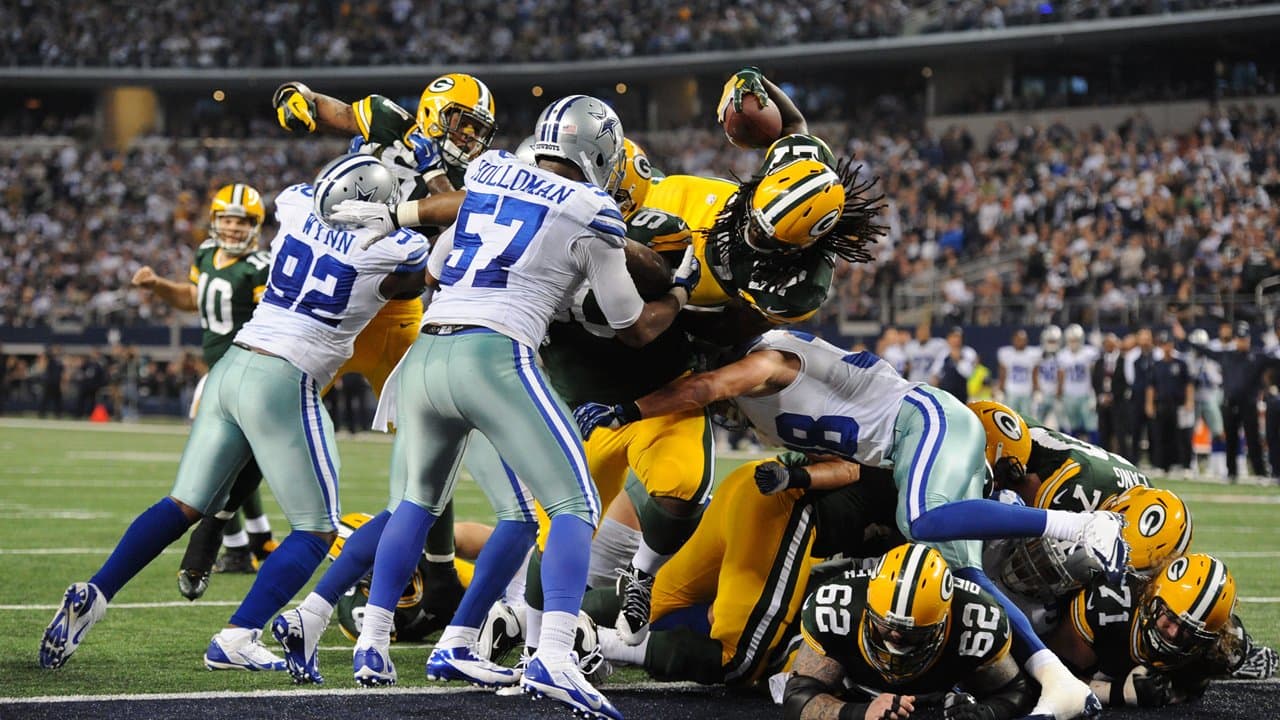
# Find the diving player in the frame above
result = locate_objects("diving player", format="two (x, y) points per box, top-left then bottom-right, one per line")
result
(786, 544), (1035, 720)
(575, 329), (1128, 720)
(131, 184), (277, 599)
(39, 154), (430, 674)
(337, 95), (699, 720)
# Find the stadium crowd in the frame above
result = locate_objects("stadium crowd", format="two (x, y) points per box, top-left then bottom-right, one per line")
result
(2, 0), (1274, 67)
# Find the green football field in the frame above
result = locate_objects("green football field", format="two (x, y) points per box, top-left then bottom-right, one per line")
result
(1, 417), (1277, 699)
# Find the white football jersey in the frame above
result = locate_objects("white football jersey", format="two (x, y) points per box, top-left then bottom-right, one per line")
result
(733, 330), (919, 467)
(235, 183), (430, 387)
(882, 343), (908, 377)
(1035, 350), (1060, 392)
(1187, 352), (1223, 401)
(1056, 345), (1098, 397)
(904, 337), (948, 383)
(997, 345), (1042, 396)
(425, 150), (639, 349)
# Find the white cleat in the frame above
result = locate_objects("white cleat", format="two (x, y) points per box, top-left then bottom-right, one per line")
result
(40, 582), (107, 669)
(203, 628), (287, 671)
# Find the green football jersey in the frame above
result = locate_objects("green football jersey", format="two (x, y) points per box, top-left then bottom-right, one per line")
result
(1027, 425), (1149, 512)
(540, 210), (695, 407)
(351, 94), (460, 199)
(1066, 574), (1146, 678)
(801, 571), (1012, 695)
(704, 133), (838, 323)
(188, 240), (270, 366)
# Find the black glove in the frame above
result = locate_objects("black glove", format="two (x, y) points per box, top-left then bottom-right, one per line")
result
(944, 692), (996, 720)
(1115, 666), (1175, 707)
(754, 459), (811, 495)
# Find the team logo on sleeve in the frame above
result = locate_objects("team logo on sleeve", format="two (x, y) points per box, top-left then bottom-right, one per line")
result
(1166, 556), (1189, 581)
(1138, 504), (1168, 538)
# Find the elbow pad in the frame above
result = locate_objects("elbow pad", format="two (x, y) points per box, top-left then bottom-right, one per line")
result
(783, 674), (829, 720)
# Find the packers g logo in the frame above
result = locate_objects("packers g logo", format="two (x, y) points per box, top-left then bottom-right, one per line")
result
(993, 410), (1023, 441)
(808, 208), (840, 238)
(940, 568), (955, 601)
(633, 154), (652, 180)
(1138, 504), (1167, 538)
(428, 77), (456, 93)
(1167, 557), (1189, 581)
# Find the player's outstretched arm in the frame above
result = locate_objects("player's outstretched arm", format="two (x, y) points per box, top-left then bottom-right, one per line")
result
(132, 266), (197, 311)
(272, 82), (362, 136)
(761, 75), (808, 137)
(330, 191), (466, 247)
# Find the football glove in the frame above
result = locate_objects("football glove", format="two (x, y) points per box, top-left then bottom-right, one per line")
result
(328, 199), (399, 247)
(1234, 643), (1279, 680)
(1117, 666), (1175, 707)
(943, 692), (996, 720)
(753, 459), (811, 495)
(729, 66), (769, 113)
(272, 82), (317, 133)
(573, 401), (640, 440)
(671, 245), (701, 295)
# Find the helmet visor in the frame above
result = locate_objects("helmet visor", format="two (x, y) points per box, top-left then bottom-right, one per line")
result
(1141, 597), (1218, 664)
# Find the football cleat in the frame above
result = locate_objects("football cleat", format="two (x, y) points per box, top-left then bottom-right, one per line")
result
(426, 644), (522, 687)
(203, 628), (287, 671)
(272, 607), (329, 684)
(39, 582), (107, 669)
(177, 569), (210, 602)
(478, 599), (525, 665)
(615, 563), (655, 645)
(520, 656), (622, 720)
(353, 641), (397, 687)
(1075, 511), (1129, 583)
(213, 546), (257, 574)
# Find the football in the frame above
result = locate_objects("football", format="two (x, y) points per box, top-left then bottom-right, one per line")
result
(722, 93), (783, 149)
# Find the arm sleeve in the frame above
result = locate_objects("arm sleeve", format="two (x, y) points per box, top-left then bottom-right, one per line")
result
(571, 235), (644, 329)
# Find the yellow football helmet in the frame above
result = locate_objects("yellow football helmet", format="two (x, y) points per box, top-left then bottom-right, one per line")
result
(1103, 486), (1193, 575)
(1138, 554), (1236, 667)
(613, 138), (653, 220)
(746, 159), (845, 253)
(969, 400), (1032, 490)
(861, 543), (954, 682)
(417, 73), (497, 169)
(208, 183), (264, 256)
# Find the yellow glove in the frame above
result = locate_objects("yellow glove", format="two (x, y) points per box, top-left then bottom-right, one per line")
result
(272, 82), (316, 133)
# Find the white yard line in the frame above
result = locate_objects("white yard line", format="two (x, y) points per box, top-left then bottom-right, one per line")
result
(0, 548), (179, 555)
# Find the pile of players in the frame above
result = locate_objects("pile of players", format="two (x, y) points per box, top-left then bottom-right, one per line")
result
(35, 65), (1276, 720)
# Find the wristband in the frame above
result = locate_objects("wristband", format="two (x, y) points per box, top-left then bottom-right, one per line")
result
(838, 702), (869, 720)
(618, 401), (643, 424)
(394, 202), (419, 229)
(790, 465), (812, 490)
(667, 285), (690, 308)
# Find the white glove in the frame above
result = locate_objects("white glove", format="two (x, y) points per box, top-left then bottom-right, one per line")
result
(329, 199), (398, 248)
(671, 245), (701, 294)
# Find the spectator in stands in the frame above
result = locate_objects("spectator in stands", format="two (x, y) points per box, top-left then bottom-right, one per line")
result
(37, 345), (64, 418)
(931, 326), (979, 402)
(1093, 332), (1128, 454)
(1147, 331), (1193, 475)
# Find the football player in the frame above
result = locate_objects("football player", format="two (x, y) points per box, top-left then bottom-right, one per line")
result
(1057, 325), (1100, 440)
(786, 543), (1034, 720)
(1034, 325), (1063, 427)
(40, 155), (430, 674)
(266, 74), (503, 680)
(1047, 553), (1246, 708)
(997, 329), (1041, 420)
(338, 96), (699, 720)
(905, 322), (949, 385)
(536, 138), (711, 647)
(575, 329), (1130, 720)
(590, 456), (904, 687)
(132, 183), (277, 599)
(640, 67), (885, 348)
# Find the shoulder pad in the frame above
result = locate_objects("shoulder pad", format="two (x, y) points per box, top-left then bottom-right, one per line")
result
(758, 134), (837, 177)
(587, 202), (627, 249)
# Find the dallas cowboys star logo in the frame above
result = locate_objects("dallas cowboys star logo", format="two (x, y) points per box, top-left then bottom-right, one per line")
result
(354, 181), (377, 202)
(589, 107), (619, 143)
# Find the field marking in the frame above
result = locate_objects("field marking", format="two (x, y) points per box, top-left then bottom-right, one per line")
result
(64, 450), (183, 463)
(0, 548), (179, 555)
(0, 680), (705, 704)
(0, 417), (394, 443)
(1182, 493), (1280, 505)
(0, 478), (168, 488)
(0, 509), (117, 520)
(0, 601), (241, 610)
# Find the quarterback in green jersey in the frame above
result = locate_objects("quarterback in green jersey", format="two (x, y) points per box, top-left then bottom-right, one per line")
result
(132, 183), (275, 599)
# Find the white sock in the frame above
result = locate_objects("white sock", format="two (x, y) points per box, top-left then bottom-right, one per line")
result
(597, 627), (648, 666)
(524, 607), (543, 652)
(357, 605), (395, 646)
(504, 549), (532, 605)
(299, 592), (335, 619)
(1041, 509), (1089, 541)
(244, 515), (271, 533)
(223, 530), (250, 548)
(437, 625), (480, 649)
(588, 518), (641, 588)
(631, 538), (670, 577)
(536, 611), (577, 664)
(1024, 648), (1059, 680)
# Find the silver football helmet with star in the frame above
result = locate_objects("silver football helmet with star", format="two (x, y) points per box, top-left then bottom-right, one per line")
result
(312, 154), (400, 228)
(529, 95), (626, 194)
